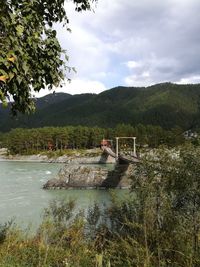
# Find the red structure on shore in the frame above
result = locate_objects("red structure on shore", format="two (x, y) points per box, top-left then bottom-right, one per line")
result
(100, 139), (111, 147)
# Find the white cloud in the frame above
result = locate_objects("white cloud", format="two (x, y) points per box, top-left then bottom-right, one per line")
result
(33, 79), (106, 98)
(46, 0), (200, 95)
(125, 75), (153, 87)
(55, 6), (111, 82)
(60, 79), (106, 95)
(124, 55), (180, 87)
(142, 71), (150, 78)
(126, 61), (143, 69)
(176, 76), (200, 84)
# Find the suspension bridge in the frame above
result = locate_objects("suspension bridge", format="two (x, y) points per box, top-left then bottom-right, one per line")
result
(101, 137), (140, 164)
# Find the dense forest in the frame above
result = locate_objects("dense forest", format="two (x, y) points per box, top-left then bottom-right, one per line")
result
(0, 124), (186, 154)
(1, 83), (200, 132)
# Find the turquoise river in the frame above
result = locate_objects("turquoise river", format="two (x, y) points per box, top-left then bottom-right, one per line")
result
(0, 161), (124, 229)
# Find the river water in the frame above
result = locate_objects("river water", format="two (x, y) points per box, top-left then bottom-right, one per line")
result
(0, 161), (122, 228)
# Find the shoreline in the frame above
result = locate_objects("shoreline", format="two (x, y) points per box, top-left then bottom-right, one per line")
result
(0, 154), (68, 163)
(0, 148), (116, 164)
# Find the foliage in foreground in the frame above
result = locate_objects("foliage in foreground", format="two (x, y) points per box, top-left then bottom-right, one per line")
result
(0, 0), (96, 113)
(0, 145), (200, 266)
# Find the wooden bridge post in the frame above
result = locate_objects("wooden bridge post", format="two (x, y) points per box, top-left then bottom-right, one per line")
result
(116, 137), (119, 160)
(133, 137), (136, 156)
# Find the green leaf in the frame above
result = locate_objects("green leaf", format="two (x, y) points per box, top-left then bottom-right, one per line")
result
(16, 25), (24, 36)
(22, 62), (29, 75)
(9, 72), (15, 80)
(17, 76), (23, 85)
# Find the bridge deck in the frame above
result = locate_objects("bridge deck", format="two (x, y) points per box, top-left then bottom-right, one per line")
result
(102, 146), (140, 164)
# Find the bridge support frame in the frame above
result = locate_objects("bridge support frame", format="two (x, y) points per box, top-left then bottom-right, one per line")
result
(116, 137), (137, 160)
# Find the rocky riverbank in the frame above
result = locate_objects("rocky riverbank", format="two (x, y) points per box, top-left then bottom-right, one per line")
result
(0, 148), (115, 164)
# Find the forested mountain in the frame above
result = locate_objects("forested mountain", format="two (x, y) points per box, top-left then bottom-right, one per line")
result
(1, 83), (200, 132)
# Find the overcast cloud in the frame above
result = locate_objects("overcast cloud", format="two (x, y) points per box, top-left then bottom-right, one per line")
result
(36, 0), (200, 96)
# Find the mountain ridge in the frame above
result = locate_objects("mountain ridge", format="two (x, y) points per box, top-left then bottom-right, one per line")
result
(1, 82), (200, 132)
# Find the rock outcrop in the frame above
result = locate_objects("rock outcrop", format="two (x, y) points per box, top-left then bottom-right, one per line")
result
(43, 163), (135, 189)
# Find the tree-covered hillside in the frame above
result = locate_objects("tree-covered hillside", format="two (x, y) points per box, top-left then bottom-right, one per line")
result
(1, 82), (200, 132)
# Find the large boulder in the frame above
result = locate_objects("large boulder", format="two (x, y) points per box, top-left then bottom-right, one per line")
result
(43, 164), (135, 189)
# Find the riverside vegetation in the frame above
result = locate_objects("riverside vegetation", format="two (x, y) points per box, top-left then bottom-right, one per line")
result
(0, 144), (200, 266)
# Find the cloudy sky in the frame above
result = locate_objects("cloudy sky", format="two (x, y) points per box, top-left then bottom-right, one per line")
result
(37, 0), (200, 96)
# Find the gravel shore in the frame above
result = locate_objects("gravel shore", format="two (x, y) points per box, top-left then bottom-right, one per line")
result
(0, 148), (115, 164)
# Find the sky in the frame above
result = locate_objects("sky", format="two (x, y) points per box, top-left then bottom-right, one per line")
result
(36, 0), (200, 97)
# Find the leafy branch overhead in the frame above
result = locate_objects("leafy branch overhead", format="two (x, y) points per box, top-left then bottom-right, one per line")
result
(0, 0), (96, 114)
